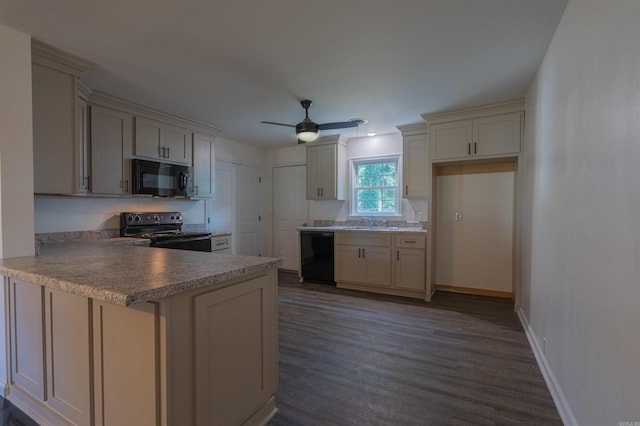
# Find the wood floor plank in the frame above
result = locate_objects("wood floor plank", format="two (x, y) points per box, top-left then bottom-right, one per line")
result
(269, 272), (561, 425)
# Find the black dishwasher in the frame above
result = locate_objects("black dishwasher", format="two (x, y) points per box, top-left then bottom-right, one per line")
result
(300, 231), (335, 284)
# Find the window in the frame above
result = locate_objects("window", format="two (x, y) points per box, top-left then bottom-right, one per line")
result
(351, 156), (401, 216)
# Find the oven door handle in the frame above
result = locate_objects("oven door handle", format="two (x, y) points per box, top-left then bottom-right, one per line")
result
(153, 235), (211, 245)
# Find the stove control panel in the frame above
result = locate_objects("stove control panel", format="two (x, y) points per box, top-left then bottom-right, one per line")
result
(121, 212), (183, 226)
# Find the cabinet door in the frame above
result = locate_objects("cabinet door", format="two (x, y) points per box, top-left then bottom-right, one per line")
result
(163, 124), (192, 165)
(134, 116), (162, 160)
(90, 106), (133, 194)
(473, 112), (522, 157)
(32, 62), (78, 194)
(315, 144), (337, 199)
(77, 95), (90, 193)
(193, 133), (216, 198)
(194, 273), (277, 425)
(335, 245), (362, 282)
(44, 288), (91, 425)
(93, 301), (158, 426)
(9, 279), (46, 400)
(430, 120), (472, 160)
(361, 246), (391, 286)
(394, 248), (426, 291)
(306, 145), (321, 199)
(403, 134), (429, 198)
(306, 144), (338, 199)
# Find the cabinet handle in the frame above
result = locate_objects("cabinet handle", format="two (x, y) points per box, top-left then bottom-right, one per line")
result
(166, 147), (170, 158)
(321, 188), (324, 197)
(405, 185), (408, 196)
(474, 142), (477, 154)
(468, 142), (471, 155)
(362, 248), (365, 258)
(404, 240), (416, 244)
(317, 188), (320, 197)
(195, 185), (199, 195)
(397, 250), (399, 261)
(358, 248), (361, 258)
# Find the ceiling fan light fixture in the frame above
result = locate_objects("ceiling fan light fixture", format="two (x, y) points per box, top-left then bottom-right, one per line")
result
(296, 118), (320, 142)
(296, 131), (319, 142)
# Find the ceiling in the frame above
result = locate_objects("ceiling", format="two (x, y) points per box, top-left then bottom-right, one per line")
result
(0, 0), (567, 149)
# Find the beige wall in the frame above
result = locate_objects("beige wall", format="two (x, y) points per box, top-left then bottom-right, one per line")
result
(521, 0), (640, 424)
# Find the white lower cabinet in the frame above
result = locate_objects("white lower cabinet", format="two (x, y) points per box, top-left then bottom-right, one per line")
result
(194, 273), (277, 425)
(393, 235), (426, 291)
(335, 232), (391, 288)
(8, 278), (91, 425)
(5, 270), (278, 426)
(335, 232), (427, 299)
(93, 301), (158, 426)
(9, 279), (46, 401)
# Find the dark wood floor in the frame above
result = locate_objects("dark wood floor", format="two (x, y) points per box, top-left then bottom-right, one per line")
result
(2, 271), (561, 425)
(269, 271), (562, 425)
(0, 397), (38, 426)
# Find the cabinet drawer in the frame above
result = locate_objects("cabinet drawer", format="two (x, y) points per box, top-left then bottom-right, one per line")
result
(335, 232), (390, 247)
(394, 235), (425, 248)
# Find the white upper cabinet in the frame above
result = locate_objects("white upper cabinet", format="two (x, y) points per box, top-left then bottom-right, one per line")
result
(192, 133), (216, 198)
(134, 117), (192, 165)
(398, 123), (429, 199)
(31, 41), (91, 195)
(306, 135), (346, 200)
(90, 104), (133, 195)
(424, 100), (524, 162)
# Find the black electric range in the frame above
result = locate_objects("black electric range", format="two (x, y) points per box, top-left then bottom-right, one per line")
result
(120, 212), (212, 252)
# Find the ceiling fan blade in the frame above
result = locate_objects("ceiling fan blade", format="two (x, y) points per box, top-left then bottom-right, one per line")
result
(261, 121), (296, 128)
(319, 120), (363, 130)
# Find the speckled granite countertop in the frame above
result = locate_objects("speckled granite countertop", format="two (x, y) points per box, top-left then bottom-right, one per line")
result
(0, 239), (281, 307)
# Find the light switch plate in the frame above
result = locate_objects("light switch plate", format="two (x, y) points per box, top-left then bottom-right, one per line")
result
(455, 211), (463, 221)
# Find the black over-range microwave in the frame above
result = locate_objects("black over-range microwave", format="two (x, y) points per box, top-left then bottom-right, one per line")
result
(131, 159), (192, 197)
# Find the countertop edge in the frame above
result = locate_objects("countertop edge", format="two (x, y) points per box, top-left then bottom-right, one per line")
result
(0, 250), (282, 306)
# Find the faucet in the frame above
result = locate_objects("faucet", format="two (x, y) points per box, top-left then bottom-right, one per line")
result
(360, 216), (373, 228)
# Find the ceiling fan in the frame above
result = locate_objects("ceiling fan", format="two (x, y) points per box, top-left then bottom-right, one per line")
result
(261, 100), (366, 143)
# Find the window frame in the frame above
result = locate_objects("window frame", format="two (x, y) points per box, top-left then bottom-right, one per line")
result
(349, 155), (402, 218)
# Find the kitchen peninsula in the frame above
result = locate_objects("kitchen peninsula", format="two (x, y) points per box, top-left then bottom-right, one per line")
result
(0, 241), (280, 426)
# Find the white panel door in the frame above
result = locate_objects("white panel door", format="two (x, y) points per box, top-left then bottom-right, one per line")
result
(237, 165), (263, 256)
(273, 165), (307, 271)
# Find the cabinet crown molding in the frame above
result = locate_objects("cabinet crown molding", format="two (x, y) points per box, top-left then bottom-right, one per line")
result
(31, 39), (92, 76)
(422, 98), (525, 125)
(396, 122), (428, 136)
(304, 134), (347, 148)
(89, 90), (222, 137)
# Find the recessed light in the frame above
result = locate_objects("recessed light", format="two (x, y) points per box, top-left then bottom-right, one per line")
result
(366, 132), (377, 137)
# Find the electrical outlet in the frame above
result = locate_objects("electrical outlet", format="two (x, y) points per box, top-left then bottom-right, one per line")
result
(455, 211), (463, 221)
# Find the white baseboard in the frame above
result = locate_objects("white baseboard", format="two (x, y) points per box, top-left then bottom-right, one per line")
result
(516, 307), (578, 426)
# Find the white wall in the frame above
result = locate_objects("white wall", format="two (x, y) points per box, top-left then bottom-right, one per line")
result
(521, 1), (640, 424)
(0, 26), (35, 256)
(0, 24), (36, 396)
